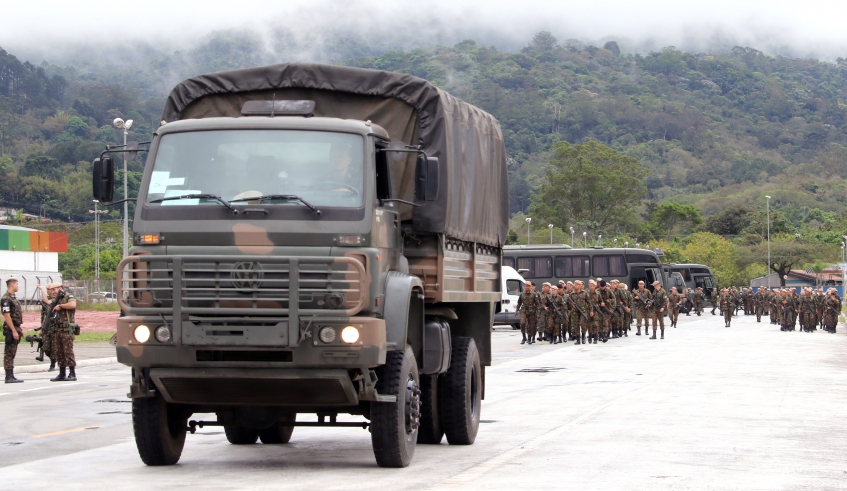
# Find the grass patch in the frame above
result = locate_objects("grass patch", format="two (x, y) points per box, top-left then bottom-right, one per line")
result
(22, 330), (114, 343)
(76, 301), (122, 312)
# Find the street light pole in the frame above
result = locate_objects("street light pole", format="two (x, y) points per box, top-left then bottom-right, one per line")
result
(89, 201), (106, 292)
(766, 196), (771, 288)
(525, 217), (532, 245)
(570, 227), (574, 248)
(548, 224), (554, 244)
(113, 118), (133, 258)
(583, 231), (587, 248)
(597, 234), (602, 247)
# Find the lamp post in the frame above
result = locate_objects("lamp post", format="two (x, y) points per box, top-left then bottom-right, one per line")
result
(570, 227), (574, 247)
(113, 118), (133, 258)
(525, 217), (532, 245)
(624, 241), (628, 249)
(582, 231), (587, 248)
(548, 224), (554, 244)
(614, 238), (618, 248)
(635, 242), (640, 248)
(766, 195), (771, 288)
(88, 201), (107, 292)
(597, 234), (602, 247)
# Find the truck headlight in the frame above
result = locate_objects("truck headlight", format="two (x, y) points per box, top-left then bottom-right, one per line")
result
(134, 325), (151, 343)
(319, 326), (337, 344)
(154, 326), (172, 343)
(341, 326), (360, 344)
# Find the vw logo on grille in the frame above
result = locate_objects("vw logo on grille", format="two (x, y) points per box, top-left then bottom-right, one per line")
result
(231, 261), (264, 291)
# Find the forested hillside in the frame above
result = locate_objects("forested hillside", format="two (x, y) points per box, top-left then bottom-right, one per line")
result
(2, 31), (847, 282)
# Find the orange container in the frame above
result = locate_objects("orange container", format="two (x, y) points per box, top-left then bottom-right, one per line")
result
(29, 231), (40, 251)
(47, 232), (68, 252)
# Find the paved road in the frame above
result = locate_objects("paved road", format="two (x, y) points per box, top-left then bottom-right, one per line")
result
(2, 313), (845, 490)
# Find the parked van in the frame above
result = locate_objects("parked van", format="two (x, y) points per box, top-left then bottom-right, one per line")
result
(494, 266), (526, 329)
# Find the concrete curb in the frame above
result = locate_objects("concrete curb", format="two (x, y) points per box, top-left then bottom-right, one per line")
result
(15, 357), (118, 374)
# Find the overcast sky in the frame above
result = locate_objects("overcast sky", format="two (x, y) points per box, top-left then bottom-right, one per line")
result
(3, 0), (847, 61)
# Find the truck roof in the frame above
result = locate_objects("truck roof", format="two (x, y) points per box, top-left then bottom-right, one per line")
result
(160, 63), (508, 247)
(157, 116), (390, 140)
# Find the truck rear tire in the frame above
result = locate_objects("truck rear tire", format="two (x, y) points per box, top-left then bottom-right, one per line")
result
(371, 346), (420, 467)
(224, 426), (259, 444)
(132, 393), (188, 466)
(416, 374), (443, 444)
(258, 414), (296, 444)
(440, 337), (481, 445)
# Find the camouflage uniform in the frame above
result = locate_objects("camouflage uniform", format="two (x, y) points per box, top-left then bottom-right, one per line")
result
(824, 294), (841, 333)
(2, 291), (23, 371)
(668, 291), (682, 327)
(798, 294), (816, 332)
(598, 286), (616, 342)
(570, 289), (590, 344)
(547, 293), (566, 342)
(40, 298), (56, 362)
(693, 289), (704, 315)
(651, 287), (668, 338)
(753, 289), (765, 322)
(516, 290), (539, 343)
(632, 287), (653, 335)
(536, 291), (551, 341)
(50, 292), (77, 368)
(613, 287), (628, 337)
(586, 288), (602, 344)
(719, 292), (735, 327)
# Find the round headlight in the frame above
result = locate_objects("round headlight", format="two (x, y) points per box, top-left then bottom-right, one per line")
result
(154, 326), (172, 343)
(341, 326), (360, 344)
(319, 326), (337, 344)
(133, 325), (151, 343)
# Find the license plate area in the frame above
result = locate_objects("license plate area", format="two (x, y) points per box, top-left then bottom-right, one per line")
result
(182, 319), (289, 346)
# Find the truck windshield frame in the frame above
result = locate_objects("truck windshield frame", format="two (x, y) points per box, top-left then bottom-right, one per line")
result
(143, 129), (366, 219)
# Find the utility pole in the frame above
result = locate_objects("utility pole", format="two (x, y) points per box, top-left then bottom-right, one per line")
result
(766, 195), (771, 288)
(525, 217), (532, 245)
(89, 201), (107, 293)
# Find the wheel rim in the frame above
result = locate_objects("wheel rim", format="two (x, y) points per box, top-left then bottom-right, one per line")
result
(470, 364), (479, 422)
(405, 376), (421, 436)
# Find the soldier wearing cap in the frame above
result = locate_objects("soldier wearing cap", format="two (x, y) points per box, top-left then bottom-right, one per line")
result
(36, 283), (57, 371)
(45, 282), (78, 381)
(2, 277), (24, 383)
(650, 280), (668, 339)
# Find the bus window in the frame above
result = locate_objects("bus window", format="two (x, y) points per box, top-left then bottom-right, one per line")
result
(646, 268), (663, 290)
(629, 267), (647, 289)
(703, 277), (714, 290)
(517, 257), (552, 279)
(502, 257), (515, 269)
(626, 254), (658, 264)
(592, 255), (627, 277)
(506, 279), (523, 295)
(555, 255), (589, 277)
(672, 268), (691, 281)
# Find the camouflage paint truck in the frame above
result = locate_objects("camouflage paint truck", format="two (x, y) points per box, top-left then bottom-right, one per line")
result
(92, 63), (509, 467)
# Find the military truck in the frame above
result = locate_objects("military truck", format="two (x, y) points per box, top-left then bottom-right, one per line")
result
(91, 63), (508, 468)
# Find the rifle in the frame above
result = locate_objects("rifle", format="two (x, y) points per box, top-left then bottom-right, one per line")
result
(25, 328), (45, 361)
(634, 290), (653, 309)
(566, 295), (589, 320)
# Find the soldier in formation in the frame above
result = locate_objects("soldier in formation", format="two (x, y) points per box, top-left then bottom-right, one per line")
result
(823, 288), (841, 333)
(719, 288), (735, 327)
(649, 281), (668, 339)
(517, 281), (539, 344)
(668, 287), (683, 328)
(3, 277), (24, 383)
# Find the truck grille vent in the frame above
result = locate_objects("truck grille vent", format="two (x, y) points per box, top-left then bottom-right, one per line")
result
(159, 377), (350, 405)
(195, 350), (293, 362)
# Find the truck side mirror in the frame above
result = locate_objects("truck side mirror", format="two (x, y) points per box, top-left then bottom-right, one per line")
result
(415, 155), (439, 202)
(92, 156), (115, 203)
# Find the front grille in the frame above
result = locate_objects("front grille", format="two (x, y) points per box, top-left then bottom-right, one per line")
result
(116, 255), (367, 317)
(158, 377), (352, 405)
(196, 350), (293, 362)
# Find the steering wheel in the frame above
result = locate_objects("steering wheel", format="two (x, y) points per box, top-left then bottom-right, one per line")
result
(313, 180), (360, 195)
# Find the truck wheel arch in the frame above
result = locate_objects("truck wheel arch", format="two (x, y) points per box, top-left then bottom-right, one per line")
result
(383, 271), (424, 364)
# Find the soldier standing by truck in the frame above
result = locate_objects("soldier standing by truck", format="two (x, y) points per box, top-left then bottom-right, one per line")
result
(36, 284), (57, 371)
(633, 281), (653, 336)
(517, 282), (538, 345)
(45, 283), (77, 382)
(2, 277), (24, 383)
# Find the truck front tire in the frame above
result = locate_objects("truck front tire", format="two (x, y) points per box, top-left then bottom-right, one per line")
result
(440, 337), (481, 445)
(371, 346), (420, 467)
(132, 393), (188, 466)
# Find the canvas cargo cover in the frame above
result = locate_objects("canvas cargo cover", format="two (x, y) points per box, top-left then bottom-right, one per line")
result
(160, 63), (509, 247)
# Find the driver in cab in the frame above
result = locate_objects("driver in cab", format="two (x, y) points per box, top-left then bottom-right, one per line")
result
(324, 142), (362, 195)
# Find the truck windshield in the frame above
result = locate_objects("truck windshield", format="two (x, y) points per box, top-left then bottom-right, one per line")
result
(146, 130), (364, 208)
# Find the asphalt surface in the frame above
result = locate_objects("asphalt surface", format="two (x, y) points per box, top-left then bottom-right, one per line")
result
(2, 313), (846, 490)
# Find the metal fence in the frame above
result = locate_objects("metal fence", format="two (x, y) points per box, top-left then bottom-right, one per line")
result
(62, 279), (118, 303)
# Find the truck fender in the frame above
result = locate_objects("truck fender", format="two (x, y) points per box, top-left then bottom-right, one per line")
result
(383, 271), (424, 363)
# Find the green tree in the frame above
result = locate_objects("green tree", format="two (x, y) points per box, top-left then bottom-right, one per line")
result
(751, 234), (819, 286)
(679, 232), (741, 286)
(650, 201), (702, 240)
(528, 141), (648, 234)
(20, 155), (62, 181)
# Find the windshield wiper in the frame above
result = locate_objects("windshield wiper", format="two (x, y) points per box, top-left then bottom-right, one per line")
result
(230, 194), (321, 216)
(150, 194), (238, 215)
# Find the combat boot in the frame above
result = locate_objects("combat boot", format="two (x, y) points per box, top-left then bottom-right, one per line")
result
(48, 359), (56, 371)
(624, 329), (628, 337)
(650, 330), (657, 340)
(35, 352), (44, 362)
(602, 333), (608, 343)
(521, 333), (527, 344)
(51, 367), (67, 382)
(5, 369), (23, 384)
(636, 327), (641, 336)
(66, 367), (77, 381)
(582, 335), (587, 345)
(660, 330), (664, 339)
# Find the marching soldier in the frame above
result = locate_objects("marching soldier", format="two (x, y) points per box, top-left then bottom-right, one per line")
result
(586, 280), (602, 344)
(798, 288), (815, 333)
(618, 282), (632, 336)
(823, 288), (841, 333)
(650, 281), (668, 339)
(693, 287), (704, 316)
(719, 288), (735, 327)
(2, 277), (24, 383)
(537, 283), (551, 342)
(570, 280), (590, 345)
(753, 287), (765, 323)
(516, 282), (539, 345)
(710, 288), (719, 315)
(668, 287), (682, 328)
(598, 280), (616, 343)
(546, 285), (562, 345)
(632, 281), (653, 336)
(45, 283), (78, 381)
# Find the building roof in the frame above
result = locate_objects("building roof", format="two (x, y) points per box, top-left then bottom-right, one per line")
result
(0, 224), (37, 232)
